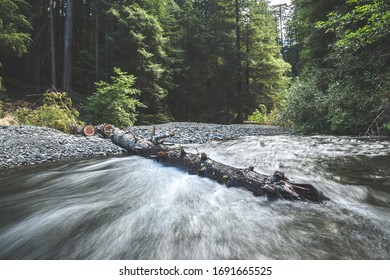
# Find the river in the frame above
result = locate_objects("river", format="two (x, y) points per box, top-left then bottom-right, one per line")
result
(0, 135), (389, 259)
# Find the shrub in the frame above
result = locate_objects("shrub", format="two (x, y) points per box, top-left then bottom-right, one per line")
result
(15, 92), (80, 133)
(248, 104), (270, 125)
(323, 77), (381, 134)
(281, 68), (386, 134)
(280, 75), (330, 133)
(86, 68), (145, 128)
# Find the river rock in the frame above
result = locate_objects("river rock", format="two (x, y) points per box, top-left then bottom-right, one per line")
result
(1, 123), (290, 169)
(0, 125), (126, 168)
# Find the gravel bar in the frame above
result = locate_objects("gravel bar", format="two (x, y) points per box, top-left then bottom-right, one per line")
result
(1, 123), (290, 169)
(126, 122), (290, 144)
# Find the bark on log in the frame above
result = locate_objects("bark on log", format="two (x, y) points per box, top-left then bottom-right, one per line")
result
(109, 127), (329, 203)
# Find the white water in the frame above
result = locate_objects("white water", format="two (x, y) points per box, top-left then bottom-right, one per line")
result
(0, 135), (389, 259)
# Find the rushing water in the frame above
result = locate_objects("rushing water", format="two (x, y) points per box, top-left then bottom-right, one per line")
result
(0, 135), (389, 260)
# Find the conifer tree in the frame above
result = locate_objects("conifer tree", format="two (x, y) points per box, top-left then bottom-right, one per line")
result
(243, 0), (290, 113)
(0, 0), (31, 94)
(63, 0), (73, 91)
(104, 0), (174, 123)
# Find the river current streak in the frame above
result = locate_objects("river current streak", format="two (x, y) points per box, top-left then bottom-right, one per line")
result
(0, 135), (389, 259)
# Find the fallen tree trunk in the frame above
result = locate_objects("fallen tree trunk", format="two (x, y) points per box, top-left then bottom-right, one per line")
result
(71, 124), (96, 136)
(73, 123), (114, 138)
(109, 127), (329, 203)
(82, 124), (96, 136)
(96, 123), (115, 138)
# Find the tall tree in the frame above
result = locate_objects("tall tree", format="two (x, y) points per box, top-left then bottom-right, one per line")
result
(0, 0), (290, 126)
(167, 0), (208, 121)
(169, 0), (289, 123)
(287, 0), (343, 69)
(242, 0), (290, 113)
(234, 0), (243, 123)
(170, 0), (238, 123)
(95, 0), (100, 81)
(104, 0), (174, 123)
(49, 0), (56, 87)
(62, 0), (73, 91)
(0, 0), (32, 94)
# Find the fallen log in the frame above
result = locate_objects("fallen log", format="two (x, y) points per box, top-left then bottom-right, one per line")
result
(96, 123), (115, 138)
(108, 127), (329, 203)
(81, 124), (96, 136)
(72, 123), (114, 138)
(72, 124), (96, 136)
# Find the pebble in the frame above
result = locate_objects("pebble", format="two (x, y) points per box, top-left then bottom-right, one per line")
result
(0, 123), (290, 169)
(125, 122), (290, 144)
(0, 125), (126, 169)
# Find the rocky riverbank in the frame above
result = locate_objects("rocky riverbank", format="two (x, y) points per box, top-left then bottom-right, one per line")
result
(0, 123), (290, 169)
(125, 122), (290, 144)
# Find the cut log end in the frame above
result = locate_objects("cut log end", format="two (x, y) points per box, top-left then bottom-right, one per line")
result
(98, 123), (115, 137)
(82, 124), (96, 136)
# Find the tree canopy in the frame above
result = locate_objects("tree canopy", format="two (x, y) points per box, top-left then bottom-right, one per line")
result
(0, 0), (31, 55)
(0, 0), (388, 135)
(0, 0), (289, 125)
(0, 0), (31, 95)
(282, 0), (390, 135)
(317, 0), (390, 50)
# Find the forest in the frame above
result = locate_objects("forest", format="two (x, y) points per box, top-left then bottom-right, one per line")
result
(0, 0), (389, 135)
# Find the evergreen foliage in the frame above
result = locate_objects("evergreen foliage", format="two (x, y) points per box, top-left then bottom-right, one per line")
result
(243, 0), (290, 113)
(169, 0), (288, 123)
(282, 0), (390, 134)
(105, 0), (174, 124)
(317, 0), (390, 50)
(86, 67), (145, 128)
(0, 0), (289, 126)
(0, 0), (31, 94)
(3, 0), (387, 135)
(0, 0), (32, 55)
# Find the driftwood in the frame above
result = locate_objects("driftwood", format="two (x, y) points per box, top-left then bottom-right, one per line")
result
(108, 127), (329, 203)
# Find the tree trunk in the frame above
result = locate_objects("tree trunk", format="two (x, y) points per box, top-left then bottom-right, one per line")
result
(49, 0), (56, 87)
(235, 0), (243, 123)
(95, 2), (99, 81)
(63, 0), (73, 91)
(108, 127), (329, 203)
(244, 18), (250, 119)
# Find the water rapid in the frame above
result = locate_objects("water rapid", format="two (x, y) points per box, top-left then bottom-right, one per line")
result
(0, 135), (389, 259)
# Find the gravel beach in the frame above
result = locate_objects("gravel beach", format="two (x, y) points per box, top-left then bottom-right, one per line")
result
(0, 122), (290, 169)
